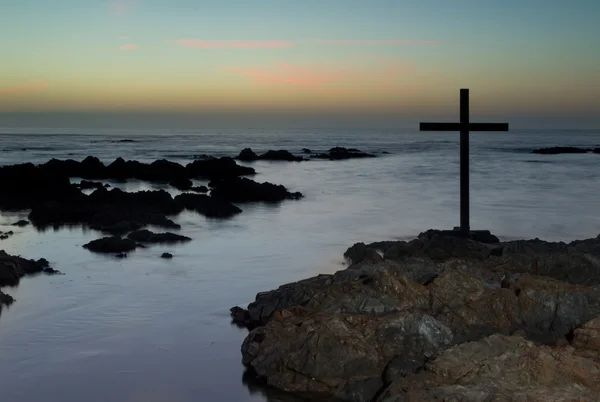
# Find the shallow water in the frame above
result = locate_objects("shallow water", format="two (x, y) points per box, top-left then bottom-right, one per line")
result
(1, 128), (600, 401)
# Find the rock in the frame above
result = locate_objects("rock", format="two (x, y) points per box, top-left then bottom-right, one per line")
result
(532, 146), (591, 154)
(258, 150), (304, 162)
(82, 236), (138, 253)
(175, 193), (242, 218)
(186, 157), (255, 180)
(115, 253), (128, 259)
(311, 147), (376, 160)
(76, 180), (105, 190)
(11, 220), (29, 227)
(189, 185), (209, 193)
(161, 252), (173, 259)
(418, 228), (500, 244)
(0, 250), (59, 286)
(0, 289), (15, 306)
(210, 177), (303, 203)
(126, 229), (191, 244)
(378, 334), (600, 401)
(0, 231), (14, 240)
(237, 148), (259, 162)
(301, 148), (312, 154)
(233, 232), (600, 401)
(343, 242), (383, 264)
(169, 177), (193, 190)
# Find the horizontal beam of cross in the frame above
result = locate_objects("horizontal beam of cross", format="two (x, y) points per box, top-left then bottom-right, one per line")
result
(420, 122), (509, 131)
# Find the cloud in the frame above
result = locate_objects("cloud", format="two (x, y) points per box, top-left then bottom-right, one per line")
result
(119, 44), (137, 51)
(222, 61), (415, 95)
(173, 40), (295, 49)
(0, 81), (48, 95)
(109, 0), (135, 15)
(313, 39), (440, 46)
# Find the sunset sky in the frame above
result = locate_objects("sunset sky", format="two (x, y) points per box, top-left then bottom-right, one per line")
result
(1, 0), (599, 128)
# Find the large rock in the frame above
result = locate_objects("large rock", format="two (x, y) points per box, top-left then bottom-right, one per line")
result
(210, 177), (303, 203)
(126, 229), (191, 244)
(237, 148), (259, 162)
(234, 232), (600, 401)
(185, 157), (255, 180)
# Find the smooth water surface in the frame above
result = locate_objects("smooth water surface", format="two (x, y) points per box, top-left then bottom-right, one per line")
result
(1, 128), (600, 401)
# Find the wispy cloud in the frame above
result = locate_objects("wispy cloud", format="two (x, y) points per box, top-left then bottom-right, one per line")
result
(222, 61), (415, 95)
(109, 0), (135, 15)
(312, 39), (440, 46)
(222, 62), (346, 87)
(0, 81), (49, 95)
(173, 40), (295, 49)
(119, 44), (137, 51)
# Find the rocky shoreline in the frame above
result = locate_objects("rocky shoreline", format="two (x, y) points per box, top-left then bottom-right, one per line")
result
(231, 230), (600, 401)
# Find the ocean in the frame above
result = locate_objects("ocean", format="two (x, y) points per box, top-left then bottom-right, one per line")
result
(1, 127), (599, 401)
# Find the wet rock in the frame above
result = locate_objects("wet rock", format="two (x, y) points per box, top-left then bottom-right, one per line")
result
(169, 177), (193, 191)
(127, 229), (191, 244)
(0, 289), (15, 307)
(343, 242), (383, 264)
(82, 236), (138, 253)
(301, 148), (312, 154)
(532, 146), (591, 154)
(258, 150), (304, 162)
(175, 193), (242, 218)
(160, 252), (173, 259)
(210, 177), (303, 203)
(115, 253), (128, 259)
(0, 250), (59, 287)
(186, 157), (255, 180)
(189, 185), (209, 193)
(11, 220), (29, 227)
(0, 231), (14, 240)
(237, 148), (259, 162)
(311, 147), (376, 160)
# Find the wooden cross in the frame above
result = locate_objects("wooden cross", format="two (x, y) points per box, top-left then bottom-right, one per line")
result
(420, 88), (509, 237)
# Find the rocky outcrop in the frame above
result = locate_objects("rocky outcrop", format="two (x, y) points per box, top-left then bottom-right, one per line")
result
(0, 231), (14, 240)
(76, 180), (108, 190)
(210, 177), (303, 203)
(82, 236), (139, 253)
(126, 229), (191, 244)
(160, 252), (173, 259)
(532, 146), (594, 154)
(233, 231), (600, 401)
(11, 220), (29, 227)
(311, 147), (376, 160)
(0, 250), (59, 287)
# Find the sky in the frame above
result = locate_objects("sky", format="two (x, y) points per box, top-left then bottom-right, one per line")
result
(1, 0), (599, 128)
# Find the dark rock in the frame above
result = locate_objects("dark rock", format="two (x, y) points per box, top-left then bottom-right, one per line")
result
(301, 148), (312, 154)
(418, 228), (500, 244)
(11, 220), (29, 227)
(237, 148), (259, 162)
(344, 242), (383, 264)
(82, 236), (138, 253)
(210, 177), (303, 203)
(593, 148), (600, 154)
(0, 289), (15, 307)
(77, 180), (105, 190)
(334, 377), (384, 402)
(258, 150), (304, 162)
(169, 177), (193, 190)
(161, 252), (173, 259)
(0, 250), (59, 286)
(115, 253), (128, 259)
(231, 306), (252, 327)
(189, 185), (209, 193)
(127, 229), (191, 244)
(0, 231), (14, 240)
(311, 147), (376, 160)
(175, 193), (242, 218)
(532, 146), (590, 154)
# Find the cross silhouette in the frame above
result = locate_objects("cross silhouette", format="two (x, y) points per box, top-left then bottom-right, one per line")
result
(420, 88), (509, 237)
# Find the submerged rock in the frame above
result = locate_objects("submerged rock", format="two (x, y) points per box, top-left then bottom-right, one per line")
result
(126, 229), (191, 244)
(311, 147), (376, 160)
(161, 252), (173, 259)
(82, 236), (138, 253)
(11, 220), (29, 227)
(532, 146), (591, 154)
(175, 193), (242, 218)
(233, 231), (600, 401)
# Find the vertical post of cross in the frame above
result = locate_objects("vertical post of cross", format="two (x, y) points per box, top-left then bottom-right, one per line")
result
(460, 88), (470, 236)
